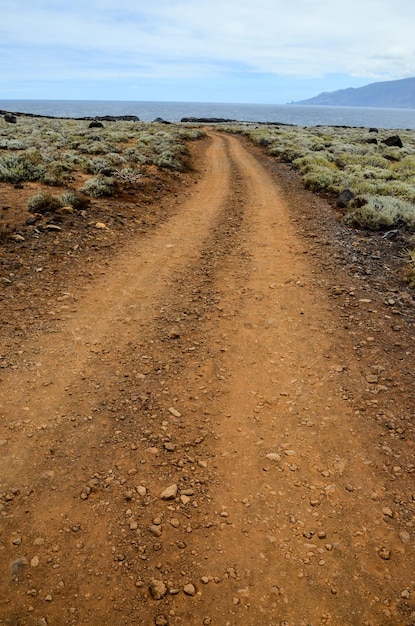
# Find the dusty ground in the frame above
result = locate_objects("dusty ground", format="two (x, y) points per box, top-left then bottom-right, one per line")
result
(1, 130), (415, 626)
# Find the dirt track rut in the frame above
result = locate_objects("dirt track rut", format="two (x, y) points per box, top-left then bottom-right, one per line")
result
(1, 132), (415, 626)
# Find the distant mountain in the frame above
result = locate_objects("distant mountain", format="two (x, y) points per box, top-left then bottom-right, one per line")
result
(295, 76), (415, 109)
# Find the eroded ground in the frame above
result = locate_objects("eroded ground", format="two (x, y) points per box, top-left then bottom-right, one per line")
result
(1, 132), (415, 626)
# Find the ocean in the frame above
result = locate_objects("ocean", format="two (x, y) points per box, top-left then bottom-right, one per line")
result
(1, 100), (415, 130)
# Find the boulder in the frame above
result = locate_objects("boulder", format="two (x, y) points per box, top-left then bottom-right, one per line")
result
(153, 117), (171, 124)
(382, 135), (403, 148)
(4, 114), (17, 124)
(88, 121), (104, 128)
(337, 189), (355, 209)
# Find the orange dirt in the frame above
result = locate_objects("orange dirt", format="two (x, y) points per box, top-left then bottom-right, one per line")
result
(1, 131), (415, 626)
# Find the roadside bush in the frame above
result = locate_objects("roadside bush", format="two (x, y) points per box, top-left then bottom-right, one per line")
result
(345, 196), (415, 230)
(27, 191), (63, 214)
(80, 176), (116, 197)
(60, 190), (90, 210)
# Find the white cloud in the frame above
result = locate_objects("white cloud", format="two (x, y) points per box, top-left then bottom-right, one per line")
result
(2, 0), (415, 98)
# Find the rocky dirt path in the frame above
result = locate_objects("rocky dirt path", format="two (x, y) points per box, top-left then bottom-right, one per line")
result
(1, 131), (415, 626)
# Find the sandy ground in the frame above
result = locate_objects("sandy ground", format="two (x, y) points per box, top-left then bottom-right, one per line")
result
(1, 131), (415, 626)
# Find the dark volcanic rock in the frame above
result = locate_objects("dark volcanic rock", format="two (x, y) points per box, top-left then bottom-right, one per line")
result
(88, 121), (104, 128)
(4, 114), (17, 124)
(337, 189), (355, 209)
(153, 117), (171, 124)
(181, 117), (238, 123)
(382, 135), (403, 148)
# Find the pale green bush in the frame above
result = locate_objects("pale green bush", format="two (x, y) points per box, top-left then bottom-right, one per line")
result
(80, 176), (116, 197)
(345, 196), (415, 229)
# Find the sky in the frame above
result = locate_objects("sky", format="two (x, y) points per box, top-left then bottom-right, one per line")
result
(2, 0), (415, 104)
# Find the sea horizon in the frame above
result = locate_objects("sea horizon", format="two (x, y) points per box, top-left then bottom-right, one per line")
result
(1, 99), (415, 129)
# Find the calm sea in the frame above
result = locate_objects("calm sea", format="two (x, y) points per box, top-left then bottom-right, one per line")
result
(1, 100), (415, 130)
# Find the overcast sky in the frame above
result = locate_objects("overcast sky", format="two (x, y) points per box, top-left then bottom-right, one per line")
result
(2, 0), (415, 103)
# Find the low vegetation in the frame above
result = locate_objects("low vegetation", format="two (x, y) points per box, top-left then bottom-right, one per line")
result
(221, 123), (415, 232)
(0, 116), (204, 204)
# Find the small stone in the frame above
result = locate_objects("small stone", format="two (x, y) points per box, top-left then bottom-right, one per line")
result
(382, 507), (394, 518)
(31, 556), (40, 568)
(170, 518), (180, 528)
(378, 547), (391, 560)
(160, 484), (178, 500)
(155, 616), (169, 626)
(149, 525), (162, 537)
(366, 375), (379, 384)
(136, 485), (147, 497)
(164, 443), (176, 452)
(183, 583), (196, 596)
(266, 453), (281, 462)
(95, 222), (107, 229)
(284, 450), (296, 456)
(168, 407), (181, 418)
(9, 557), (28, 575)
(45, 594), (53, 602)
(149, 579), (167, 600)
(201, 576), (209, 584)
(180, 495), (190, 505)
(401, 590), (410, 599)
(129, 521), (138, 531)
(399, 531), (410, 544)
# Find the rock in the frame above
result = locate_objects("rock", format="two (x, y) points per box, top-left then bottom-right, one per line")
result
(378, 547), (391, 560)
(4, 113), (17, 123)
(337, 189), (355, 209)
(160, 484), (178, 500)
(183, 583), (196, 596)
(155, 616), (169, 626)
(9, 557), (28, 575)
(88, 121), (104, 128)
(164, 442), (176, 452)
(382, 135), (403, 148)
(153, 117), (171, 124)
(95, 222), (108, 230)
(266, 453), (281, 462)
(31, 556), (40, 568)
(149, 525), (162, 537)
(382, 507), (394, 518)
(168, 407), (181, 418)
(399, 531), (410, 544)
(149, 579), (167, 600)
(136, 485), (147, 497)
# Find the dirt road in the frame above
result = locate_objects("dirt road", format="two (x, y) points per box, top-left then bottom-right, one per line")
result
(1, 132), (415, 626)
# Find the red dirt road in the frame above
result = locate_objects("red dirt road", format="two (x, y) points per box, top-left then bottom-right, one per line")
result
(1, 132), (415, 626)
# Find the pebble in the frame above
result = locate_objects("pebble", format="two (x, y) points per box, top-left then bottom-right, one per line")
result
(9, 557), (28, 575)
(399, 531), (410, 544)
(378, 547), (391, 560)
(136, 485), (147, 497)
(168, 407), (181, 418)
(31, 556), (40, 568)
(160, 484), (178, 500)
(382, 507), (394, 518)
(149, 579), (167, 600)
(184, 583), (196, 596)
(170, 518), (180, 528)
(266, 453), (281, 462)
(155, 616), (169, 626)
(149, 525), (162, 537)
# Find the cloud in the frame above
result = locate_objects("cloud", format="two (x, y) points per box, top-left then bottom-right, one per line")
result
(2, 0), (415, 100)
